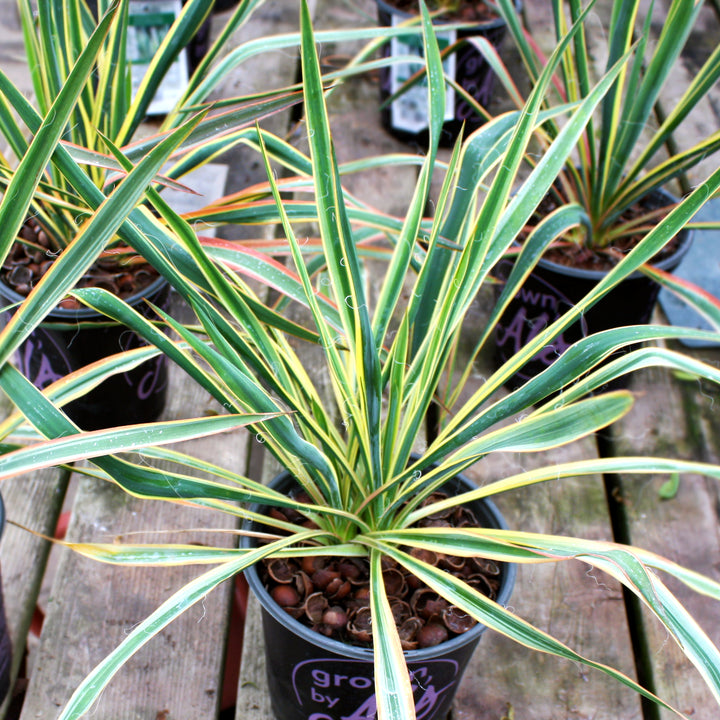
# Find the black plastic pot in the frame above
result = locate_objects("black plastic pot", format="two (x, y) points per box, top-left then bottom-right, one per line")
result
(212, 0), (240, 12)
(0, 275), (170, 431)
(493, 190), (693, 389)
(0, 492), (11, 707)
(244, 469), (516, 720)
(376, 0), (520, 146)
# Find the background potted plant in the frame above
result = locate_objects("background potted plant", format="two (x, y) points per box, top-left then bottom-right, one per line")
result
(487, 0), (720, 387)
(0, 0), (413, 434)
(0, 0), (314, 428)
(1, 3), (720, 720)
(376, 0), (521, 145)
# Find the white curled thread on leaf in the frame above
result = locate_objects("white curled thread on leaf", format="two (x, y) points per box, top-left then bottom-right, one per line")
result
(197, 596), (208, 624)
(584, 565), (612, 593)
(344, 296), (366, 310)
(325, 334), (344, 350)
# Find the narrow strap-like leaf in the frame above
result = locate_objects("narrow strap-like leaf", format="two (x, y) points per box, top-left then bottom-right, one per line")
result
(0, 111), (204, 367)
(300, 0), (382, 490)
(0, 2), (118, 269)
(57, 532), (316, 720)
(370, 548), (415, 720)
(367, 538), (692, 717)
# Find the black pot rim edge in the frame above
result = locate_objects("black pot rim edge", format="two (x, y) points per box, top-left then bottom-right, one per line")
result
(0, 491), (4, 541)
(534, 187), (693, 281)
(0, 272), (169, 321)
(375, 0), (522, 30)
(244, 468), (517, 663)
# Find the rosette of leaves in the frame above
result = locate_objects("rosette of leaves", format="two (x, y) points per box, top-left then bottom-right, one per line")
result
(490, 0), (720, 265)
(0, 0), (405, 294)
(1, 3), (720, 720)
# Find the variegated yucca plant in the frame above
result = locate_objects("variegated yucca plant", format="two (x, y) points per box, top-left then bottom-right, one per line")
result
(489, 0), (720, 260)
(2, 0), (274, 255)
(0, 0), (401, 258)
(1, 2), (720, 719)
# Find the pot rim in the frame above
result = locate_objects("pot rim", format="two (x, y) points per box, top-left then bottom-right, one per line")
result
(0, 491), (4, 541)
(244, 468), (517, 662)
(375, 0), (522, 29)
(534, 186), (693, 281)
(0, 271), (169, 321)
(536, 226), (693, 281)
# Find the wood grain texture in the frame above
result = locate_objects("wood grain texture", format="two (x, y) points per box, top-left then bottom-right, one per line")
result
(17, 296), (251, 720)
(609, 360), (720, 720)
(0, 462), (70, 720)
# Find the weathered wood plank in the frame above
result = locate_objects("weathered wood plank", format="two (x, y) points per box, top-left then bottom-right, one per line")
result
(456, 441), (641, 720)
(445, 309), (642, 719)
(0, 459), (70, 720)
(609, 358), (720, 720)
(16, 301), (250, 720)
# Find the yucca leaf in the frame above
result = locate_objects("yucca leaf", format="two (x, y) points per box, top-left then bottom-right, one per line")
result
(0, 363), (329, 510)
(118, 0), (213, 144)
(170, 0), (267, 123)
(544, 341), (720, 405)
(418, 324), (720, 479)
(0, 411), (275, 481)
(0, 343), (165, 434)
(98, 0), (130, 142)
(605, 0), (701, 197)
(300, 0), (383, 492)
(179, 24), (434, 114)
(626, 38), (720, 182)
(372, 3), (452, 349)
(367, 538), (691, 716)
(370, 548), (415, 720)
(0, 110), (205, 368)
(405, 455), (720, 527)
(386, 392), (634, 524)
(0, 2), (118, 268)
(57, 532), (316, 720)
(639, 265), (720, 331)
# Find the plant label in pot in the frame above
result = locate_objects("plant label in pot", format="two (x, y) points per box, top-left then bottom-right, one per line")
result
(243, 470), (516, 720)
(376, 0), (520, 145)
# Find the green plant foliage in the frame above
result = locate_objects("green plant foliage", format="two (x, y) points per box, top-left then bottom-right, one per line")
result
(0, 0), (403, 257)
(493, 0), (720, 251)
(0, 2), (720, 719)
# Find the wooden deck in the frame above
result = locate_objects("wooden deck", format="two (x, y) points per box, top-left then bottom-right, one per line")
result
(1, 0), (719, 719)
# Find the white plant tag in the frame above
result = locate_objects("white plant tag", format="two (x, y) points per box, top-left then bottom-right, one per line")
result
(389, 19), (456, 133)
(128, 0), (189, 116)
